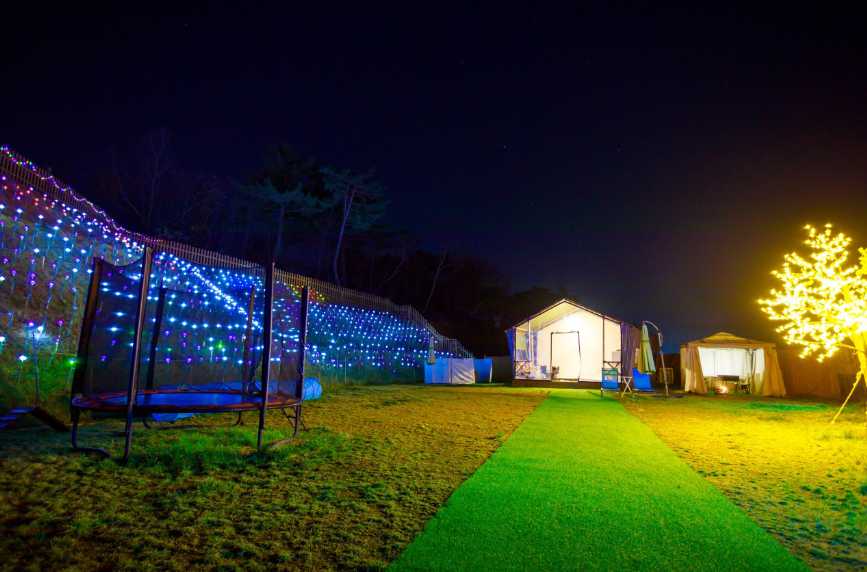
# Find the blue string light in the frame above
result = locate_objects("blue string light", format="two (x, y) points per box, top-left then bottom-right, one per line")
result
(1, 148), (458, 387)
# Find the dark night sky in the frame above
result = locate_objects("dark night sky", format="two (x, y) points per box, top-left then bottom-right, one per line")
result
(3, 4), (867, 347)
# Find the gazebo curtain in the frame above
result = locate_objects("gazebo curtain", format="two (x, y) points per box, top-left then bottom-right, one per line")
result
(760, 347), (786, 396)
(681, 345), (706, 393)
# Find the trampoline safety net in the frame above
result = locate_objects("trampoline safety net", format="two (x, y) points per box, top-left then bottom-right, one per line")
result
(73, 250), (284, 403)
(75, 258), (142, 397)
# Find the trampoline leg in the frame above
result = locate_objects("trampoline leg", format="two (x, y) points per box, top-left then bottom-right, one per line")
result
(256, 408), (266, 451)
(122, 414), (135, 463)
(234, 412), (243, 427)
(70, 407), (80, 450)
(70, 408), (109, 458)
(292, 403), (306, 437)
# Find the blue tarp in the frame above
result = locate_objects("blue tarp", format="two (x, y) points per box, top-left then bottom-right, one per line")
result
(473, 358), (493, 383)
(302, 378), (323, 400)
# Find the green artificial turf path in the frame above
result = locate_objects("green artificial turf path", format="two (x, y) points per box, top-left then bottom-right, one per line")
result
(393, 390), (806, 571)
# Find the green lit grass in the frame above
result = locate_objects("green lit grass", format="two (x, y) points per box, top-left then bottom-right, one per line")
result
(393, 390), (806, 571)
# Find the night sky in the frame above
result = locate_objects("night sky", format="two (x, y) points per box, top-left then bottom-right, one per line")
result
(4, 4), (867, 347)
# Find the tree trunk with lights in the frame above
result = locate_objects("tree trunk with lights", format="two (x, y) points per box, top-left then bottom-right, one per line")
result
(847, 331), (867, 425)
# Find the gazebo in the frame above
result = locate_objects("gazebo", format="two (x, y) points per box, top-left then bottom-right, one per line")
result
(680, 332), (786, 396)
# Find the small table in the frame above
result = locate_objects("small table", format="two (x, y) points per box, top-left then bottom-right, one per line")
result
(619, 375), (633, 397)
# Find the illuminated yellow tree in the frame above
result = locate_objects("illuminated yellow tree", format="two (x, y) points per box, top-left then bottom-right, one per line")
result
(759, 224), (867, 424)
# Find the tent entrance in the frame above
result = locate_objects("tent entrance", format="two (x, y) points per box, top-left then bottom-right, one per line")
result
(550, 331), (580, 380)
(697, 346), (765, 393)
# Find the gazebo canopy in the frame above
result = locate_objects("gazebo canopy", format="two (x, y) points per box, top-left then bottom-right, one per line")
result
(685, 331), (776, 348)
(680, 332), (786, 396)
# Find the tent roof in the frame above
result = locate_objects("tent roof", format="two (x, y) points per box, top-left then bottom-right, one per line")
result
(682, 331), (776, 349)
(509, 298), (623, 331)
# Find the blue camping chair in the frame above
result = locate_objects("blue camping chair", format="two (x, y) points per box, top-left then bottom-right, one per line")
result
(631, 368), (655, 395)
(600, 368), (622, 398)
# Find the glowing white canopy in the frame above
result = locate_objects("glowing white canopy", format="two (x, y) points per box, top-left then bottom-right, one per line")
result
(681, 332), (786, 396)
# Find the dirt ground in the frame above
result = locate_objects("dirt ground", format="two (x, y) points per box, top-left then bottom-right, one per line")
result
(624, 395), (867, 571)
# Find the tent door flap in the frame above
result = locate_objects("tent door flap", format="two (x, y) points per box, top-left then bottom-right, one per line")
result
(550, 331), (581, 380)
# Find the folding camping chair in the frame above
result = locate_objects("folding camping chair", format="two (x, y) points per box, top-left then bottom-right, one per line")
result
(600, 368), (623, 398)
(630, 368), (656, 397)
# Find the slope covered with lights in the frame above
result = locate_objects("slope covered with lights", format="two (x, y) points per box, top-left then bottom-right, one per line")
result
(0, 145), (471, 410)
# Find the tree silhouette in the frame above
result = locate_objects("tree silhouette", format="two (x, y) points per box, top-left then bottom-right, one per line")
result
(321, 167), (387, 285)
(239, 146), (331, 262)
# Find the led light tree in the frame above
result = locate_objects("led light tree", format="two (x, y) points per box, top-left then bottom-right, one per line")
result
(759, 224), (867, 424)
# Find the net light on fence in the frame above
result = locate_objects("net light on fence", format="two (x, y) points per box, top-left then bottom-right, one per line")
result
(1, 144), (470, 385)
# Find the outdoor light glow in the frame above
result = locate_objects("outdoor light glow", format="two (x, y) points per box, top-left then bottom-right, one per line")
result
(759, 224), (867, 362)
(759, 224), (867, 422)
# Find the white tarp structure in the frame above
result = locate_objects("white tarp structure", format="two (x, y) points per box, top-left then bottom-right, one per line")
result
(680, 332), (786, 396)
(506, 299), (630, 382)
(424, 357), (476, 384)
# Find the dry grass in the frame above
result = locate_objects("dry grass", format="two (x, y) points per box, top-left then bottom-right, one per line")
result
(0, 384), (545, 571)
(624, 395), (867, 571)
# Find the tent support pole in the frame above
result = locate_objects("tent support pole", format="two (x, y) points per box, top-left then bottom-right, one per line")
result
(549, 332), (553, 381)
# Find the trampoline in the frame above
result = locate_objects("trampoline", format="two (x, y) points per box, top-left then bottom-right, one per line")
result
(70, 244), (310, 461)
(72, 389), (301, 414)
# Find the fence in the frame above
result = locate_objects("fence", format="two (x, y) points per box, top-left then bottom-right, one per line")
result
(0, 145), (471, 409)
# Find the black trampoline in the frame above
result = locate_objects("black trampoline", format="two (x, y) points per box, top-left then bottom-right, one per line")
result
(70, 244), (310, 461)
(72, 389), (301, 414)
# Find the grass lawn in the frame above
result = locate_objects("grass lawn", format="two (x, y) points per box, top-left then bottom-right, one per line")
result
(624, 394), (867, 571)
(0, 384), (545, 571)
(393, 390), (806, 571)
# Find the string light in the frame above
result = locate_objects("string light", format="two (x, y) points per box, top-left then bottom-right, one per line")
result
(0, 146), (461, 386)
(759, 224), (867, 363)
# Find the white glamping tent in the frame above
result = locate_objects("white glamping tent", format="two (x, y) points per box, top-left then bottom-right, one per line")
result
(680, 332), (786, 396)
(506, 299), (635, 382)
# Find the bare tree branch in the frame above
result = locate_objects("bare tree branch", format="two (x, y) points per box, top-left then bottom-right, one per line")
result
(423, 249), (448, 314)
